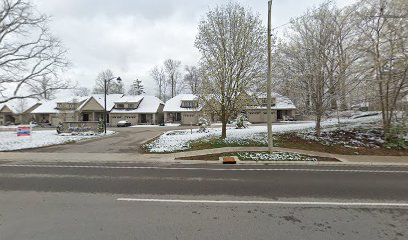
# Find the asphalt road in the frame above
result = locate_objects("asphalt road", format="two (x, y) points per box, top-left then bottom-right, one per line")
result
(1, 162), (408, 240)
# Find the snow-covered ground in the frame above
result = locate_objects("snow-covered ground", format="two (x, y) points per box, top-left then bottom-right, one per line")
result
(129, 123), (181, 128)
(237, 152), (318, 161)
(0, 130), (115, 151)
(144, 113), (382, 153)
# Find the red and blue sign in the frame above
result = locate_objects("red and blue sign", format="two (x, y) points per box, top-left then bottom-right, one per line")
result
(17, 126), (31, 137)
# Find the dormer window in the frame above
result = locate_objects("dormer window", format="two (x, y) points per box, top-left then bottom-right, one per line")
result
(116, 104), (124, 109)
(128, 103), (135, 109)
(181, 100), (198, 108)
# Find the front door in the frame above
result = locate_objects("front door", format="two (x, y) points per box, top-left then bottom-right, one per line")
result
(277, 110), (282, 121)
(83, 113), (89, 121)
(141, 114), (147, 123)
(176, 112), (181, 122)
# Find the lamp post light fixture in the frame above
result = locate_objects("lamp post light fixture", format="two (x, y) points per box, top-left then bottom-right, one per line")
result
(104, 76), (122, 134)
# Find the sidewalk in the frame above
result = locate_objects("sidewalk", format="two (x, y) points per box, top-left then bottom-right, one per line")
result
(1, 147), (408, 166)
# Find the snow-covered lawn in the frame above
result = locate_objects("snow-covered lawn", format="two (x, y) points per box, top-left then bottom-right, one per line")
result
(129, 123), (181, 128)
(0, 130), (115, 151)
(236, 152), (318, 161)
(144, 113), (382, 153)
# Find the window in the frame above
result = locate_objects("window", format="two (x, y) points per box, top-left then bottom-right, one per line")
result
(181, 101), (198, 108)
(116, 104), (124, 109)
(128, 104), (135, 109)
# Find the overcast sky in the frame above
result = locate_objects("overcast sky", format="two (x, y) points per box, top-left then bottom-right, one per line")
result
(32, 0), (354, 95)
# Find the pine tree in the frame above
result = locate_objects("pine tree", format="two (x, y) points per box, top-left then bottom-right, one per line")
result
(128, 79), (145, 95)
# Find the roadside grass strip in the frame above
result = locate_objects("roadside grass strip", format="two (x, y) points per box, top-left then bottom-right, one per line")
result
(237, 152), (318, 161)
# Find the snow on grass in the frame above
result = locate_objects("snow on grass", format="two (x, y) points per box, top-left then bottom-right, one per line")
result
(296, 113), (384, 148)
(237, 152), (318, 161)
(144, 113), (382, 153)
(0, 130), (115, 151)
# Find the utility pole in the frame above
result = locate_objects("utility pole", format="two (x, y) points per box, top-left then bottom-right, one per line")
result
(267, 0), (273, 153)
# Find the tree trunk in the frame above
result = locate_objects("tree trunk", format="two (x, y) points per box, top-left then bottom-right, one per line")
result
(221, 105), (227, 139)
(316, 114), (322, 137)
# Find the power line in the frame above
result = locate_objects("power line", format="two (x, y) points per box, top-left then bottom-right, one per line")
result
(272, 0), (337, 31)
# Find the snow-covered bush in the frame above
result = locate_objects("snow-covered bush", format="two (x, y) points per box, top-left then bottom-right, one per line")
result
(97, 119), (104, 133)
(235, 114), (249, 129)
(198, 117), (210, 133)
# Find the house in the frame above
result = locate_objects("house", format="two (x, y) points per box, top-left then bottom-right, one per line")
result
(246, 92), (296, 123)
(31, 94), (123, 126)
(0, 99), (41, 125)
(31, 96), (90, 126)
(163, 94), (203, 125)
(110, 95), (164, 125)
(31, 94), (164, 127)
(77, 94), (124, 123)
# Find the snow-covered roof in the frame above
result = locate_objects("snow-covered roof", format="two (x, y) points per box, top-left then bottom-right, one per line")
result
(89, 94), (124, 111)
(247, 92), (296, 110)
(32, 96), (88, 114)
(163, 94), (200, 112)
(31, 99), (58, 114)
(114, 95), (144, 103)
(0, 98), (39, 114)
(111, 95), (164, 114)
(274, 94), (296, 110)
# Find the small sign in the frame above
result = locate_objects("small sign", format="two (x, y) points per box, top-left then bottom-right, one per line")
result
(17, 126), (32, 137)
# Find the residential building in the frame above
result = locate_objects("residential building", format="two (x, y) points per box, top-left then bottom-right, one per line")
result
(77, 94), (124, 123)
(0, 99), (40, 125)
(163, 94), (202, 125)
(246, 93), (296, 123)
(30, 94), (164, 127)
(31, 96), (89, 126)
(110, 95), (164, 126)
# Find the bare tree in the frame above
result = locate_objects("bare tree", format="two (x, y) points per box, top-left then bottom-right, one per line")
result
(195, 2), (267, 139)
(92, 69), (123, 94)
(164, 59), (182, 98)
(29, 76), (61, 100)
(275, 2), (364, 136)
(0, 0), (70, 104)
(151, 65), (167, 101)
(73, 87), (90, 97)
(184, 65), (200, 94)
(355, 0), (408, 140)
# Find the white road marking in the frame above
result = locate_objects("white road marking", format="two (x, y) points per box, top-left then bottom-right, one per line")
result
(117, 198), (408, 207)
(1, 164), (408, 173)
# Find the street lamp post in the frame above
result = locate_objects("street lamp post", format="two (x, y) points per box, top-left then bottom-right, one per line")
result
(104, 76), (122, 134)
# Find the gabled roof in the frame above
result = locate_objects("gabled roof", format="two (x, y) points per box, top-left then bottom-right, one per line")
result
(32, 96), (88, 114)
(163, 94), (201, 112)
(0, 98), (40, 114)
(89, 94), (124, 111)
(111, 95), (164, 114)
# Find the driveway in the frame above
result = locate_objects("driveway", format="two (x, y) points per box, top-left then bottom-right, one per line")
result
(24, 126), (185, 154)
